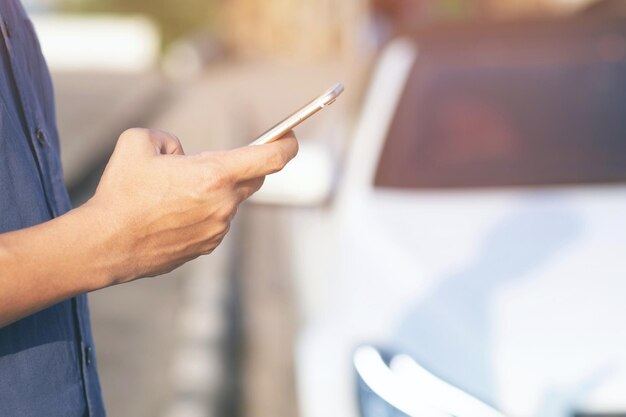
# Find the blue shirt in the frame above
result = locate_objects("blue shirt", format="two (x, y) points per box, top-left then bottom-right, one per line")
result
(0, 1), (105, 416)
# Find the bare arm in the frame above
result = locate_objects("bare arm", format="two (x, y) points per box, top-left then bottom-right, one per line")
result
(0, 128), (298, 328)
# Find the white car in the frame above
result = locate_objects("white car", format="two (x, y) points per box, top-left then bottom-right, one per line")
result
(254, 18), (626, 417)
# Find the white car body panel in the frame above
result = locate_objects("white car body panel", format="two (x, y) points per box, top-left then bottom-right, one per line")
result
(299, 187), (626, 417)
(294, 38), (626, 417)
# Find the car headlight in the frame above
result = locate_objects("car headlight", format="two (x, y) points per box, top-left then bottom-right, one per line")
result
(353, 345), (505, 417)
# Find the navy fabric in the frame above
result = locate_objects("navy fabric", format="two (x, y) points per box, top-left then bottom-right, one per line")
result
(0, 1), (105, 416)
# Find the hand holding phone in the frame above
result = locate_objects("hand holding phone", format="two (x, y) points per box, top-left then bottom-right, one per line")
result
(249, 83), (344, 146)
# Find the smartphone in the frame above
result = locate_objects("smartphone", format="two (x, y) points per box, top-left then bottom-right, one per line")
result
(249, 83), (344, 146)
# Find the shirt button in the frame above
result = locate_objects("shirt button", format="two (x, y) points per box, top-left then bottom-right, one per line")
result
(35, 128), (46, 146)
(85, 345), (93, 366)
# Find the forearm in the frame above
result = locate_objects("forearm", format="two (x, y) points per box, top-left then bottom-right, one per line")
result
(0, 202), (117, 328)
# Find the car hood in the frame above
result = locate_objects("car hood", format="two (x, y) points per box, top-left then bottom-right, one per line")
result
(302, 185), (626, 417)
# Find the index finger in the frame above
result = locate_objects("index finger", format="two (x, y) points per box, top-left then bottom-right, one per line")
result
(219, 131), (299, 181)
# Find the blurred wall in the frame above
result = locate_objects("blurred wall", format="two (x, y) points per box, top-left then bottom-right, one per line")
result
(484, 0), (594, 16)
(222, 0), (368, 59)
(58, 0), (219, 46)
(221, 0), (599, 60)
(42, 0), (603, 62)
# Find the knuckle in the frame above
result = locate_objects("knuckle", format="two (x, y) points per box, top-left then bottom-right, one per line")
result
(291, 137), (300, 156)
(117, 128), (152, 152)
(252, 177), (265, 192)
(216, 206), (229, 221)
(202, 222), (230, 252)
(268, 151), (288, 172)
(218, 198), (238, 220)
(217, 221), (231, 237)
(213, 202), (228, 221)
(200, 244), (215, 256)
(230, 203), (239, 219)
(119, 127), (149, 143)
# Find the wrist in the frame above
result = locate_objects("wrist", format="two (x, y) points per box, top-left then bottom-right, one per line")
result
(70, 199), (131, 289)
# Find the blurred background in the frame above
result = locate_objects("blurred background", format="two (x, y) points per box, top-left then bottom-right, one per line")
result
(21, 0), (626, 416)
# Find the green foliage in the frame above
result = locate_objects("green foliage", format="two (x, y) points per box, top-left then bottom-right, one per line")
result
(435, 0), (476, 20)
(60, 0), (219, 45)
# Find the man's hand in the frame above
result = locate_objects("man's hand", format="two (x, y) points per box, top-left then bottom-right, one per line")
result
(0, 128), (297, 327)
(89, 128), (298, 284)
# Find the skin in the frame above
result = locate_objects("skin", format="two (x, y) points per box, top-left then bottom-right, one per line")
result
(0, 127), (299, 328)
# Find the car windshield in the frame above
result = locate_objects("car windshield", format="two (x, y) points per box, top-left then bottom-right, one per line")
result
(375, 21), (626, 189)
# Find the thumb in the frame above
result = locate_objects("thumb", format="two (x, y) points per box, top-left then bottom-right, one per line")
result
(215, 131), (299, 181)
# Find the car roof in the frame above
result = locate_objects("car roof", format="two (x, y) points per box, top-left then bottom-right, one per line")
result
(407, 16), (626, 51)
